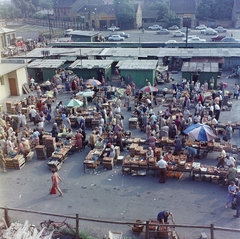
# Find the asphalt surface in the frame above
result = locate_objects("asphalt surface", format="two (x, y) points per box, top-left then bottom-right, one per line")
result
(1, 71), (240, 239)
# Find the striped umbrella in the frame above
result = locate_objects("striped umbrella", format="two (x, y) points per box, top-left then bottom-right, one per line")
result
(65, 99), (83, 108)
(141, 86), (159, 92)
(184, 123), (217, 141)
(85, 79), (101, 86)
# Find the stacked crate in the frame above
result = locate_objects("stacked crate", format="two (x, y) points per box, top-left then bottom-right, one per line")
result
(35, 145), (47, 160)
(135, 146), (143, 155)
(45, 136), (56, 157)
(6, 101), (14, 114)
(12, 155), (25, 169)
(102, 157), (114, 170)
(5, 155), (25, 169)
(129, 143), (138, 157)
(154, 148), (162, 161)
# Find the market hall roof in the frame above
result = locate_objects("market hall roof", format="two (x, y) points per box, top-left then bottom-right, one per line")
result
(181, 62), (219, 73)
(16, 47), (240, 59)
(68, 59), (113, 69)
(27, 59), (66, 68)
(116, 60), (158, 70)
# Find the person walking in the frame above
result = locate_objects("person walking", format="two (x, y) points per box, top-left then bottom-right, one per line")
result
(234, 187), (240, 218)
(226, 181), (237, 208)
(75, 130), (83, 151)
(51, 170), (63, 196)
(157, 156), (168, 183)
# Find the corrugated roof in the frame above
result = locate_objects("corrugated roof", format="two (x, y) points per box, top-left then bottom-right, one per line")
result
(68, 59), (113, 69)
(181, 62), (219, 72)
(69, 30), (99, 37)
(0, 27), (15, 34)
(27, 59), (66, 68)
(116, 60), (158, 70)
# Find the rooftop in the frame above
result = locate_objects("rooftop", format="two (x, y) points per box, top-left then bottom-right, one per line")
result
(116, 60), (158, 70)
(68, 59), (113, 69)
(27, 59), (66, 68)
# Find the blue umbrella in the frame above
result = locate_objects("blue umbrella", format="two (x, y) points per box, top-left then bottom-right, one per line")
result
(183, 123), (217, 141)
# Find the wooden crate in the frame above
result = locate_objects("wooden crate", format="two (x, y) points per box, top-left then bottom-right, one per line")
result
(26, 151), (34, 162)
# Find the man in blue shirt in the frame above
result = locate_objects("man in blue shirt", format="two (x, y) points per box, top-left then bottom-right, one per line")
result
(157, 210), (175, 224)
(186, 146), (197, 162)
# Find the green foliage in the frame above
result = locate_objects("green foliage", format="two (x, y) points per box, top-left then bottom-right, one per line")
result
(0, 3), (21, 20)
(196, 0), (234, 21)
(156, 1), (169, 20)
(114, 0), (136, 29)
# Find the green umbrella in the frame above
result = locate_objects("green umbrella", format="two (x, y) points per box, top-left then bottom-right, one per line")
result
(65, 99), (83, 108)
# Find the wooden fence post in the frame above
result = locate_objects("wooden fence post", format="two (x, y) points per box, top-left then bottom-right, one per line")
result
(76, 214), (79, 239)
(4, 207), (10, 227)
(210, 223), (214, 239)
(145, 220), (149, 239)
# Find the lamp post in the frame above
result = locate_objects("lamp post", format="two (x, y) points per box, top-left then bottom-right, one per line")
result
(185, 17), (190, 47)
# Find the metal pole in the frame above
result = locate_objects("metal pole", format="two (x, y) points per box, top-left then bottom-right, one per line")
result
(145, 220), (149, 239)
(185, 18), (189, 47)
(76, 214), (80, 239)
(80, 49), (82, 67)
(139, 37), (140, 55)
(210, 223), (214, 239)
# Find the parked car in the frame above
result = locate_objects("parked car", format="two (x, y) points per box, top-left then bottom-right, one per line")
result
(201, 28), (217, 35)
(118, 32), (130, 38)
(173, 30), (185, 37)
(182, 35), (197, 42)
(105, 34), (114, 41)
(64, 29), (73, 37)
(107, 26), (120, 31)
(107, 35), (124, 41)
(168, 25), (179, 30)
(211, 35), (226, 42)
(196, 24), (207, 30)
(220, 37), (240, 42)
(180, 27), (191, 32)
(156, 29), (169, 34)
(166, 40), (177, 43)
(148, 25), (162, 30)
(188, 37), (206, 43)
(215, 26), (227, 33)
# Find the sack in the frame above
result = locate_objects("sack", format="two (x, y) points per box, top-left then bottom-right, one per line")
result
(50, 187), (57, 194)
(222, 136), (228, 142)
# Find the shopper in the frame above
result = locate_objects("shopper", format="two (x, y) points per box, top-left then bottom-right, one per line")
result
(51, 170), (63, 196)
(157, 210), (175, 224)
(226, 181), (237, 209)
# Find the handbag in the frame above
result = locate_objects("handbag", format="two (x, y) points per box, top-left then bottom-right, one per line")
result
(50, 186), (57, 194)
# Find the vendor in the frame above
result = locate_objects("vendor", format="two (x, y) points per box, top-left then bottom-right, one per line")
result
(185, 146), (197, 162)
(157, 210), (175, 224)
(216, 148), (227, 168)
(147, 147), (154, 159)
(164, 151), (174, 165)
(224, 155), (236, 167)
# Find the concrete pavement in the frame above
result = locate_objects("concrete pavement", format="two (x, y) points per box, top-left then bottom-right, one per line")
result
(0, 72), (240, 239)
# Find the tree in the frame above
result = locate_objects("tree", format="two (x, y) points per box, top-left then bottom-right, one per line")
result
(196, 0), (233, 21)
(11, 0), (36, 18)
(156, 1), (169, 20)
(114, 0), (135, 29)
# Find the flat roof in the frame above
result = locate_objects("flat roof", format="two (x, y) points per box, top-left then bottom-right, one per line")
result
(0, 63), (25, 77)
(116, 60), (158, 70)
(68, 59), (113, 69)
(27, 59), (66, 68)
(24, 47), (104, 58)
(181, 62), (219, 72)
(69, 31), (99, 37)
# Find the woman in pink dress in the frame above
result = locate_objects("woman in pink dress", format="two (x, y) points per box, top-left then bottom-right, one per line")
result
(75, 130), (83, 151)
(148, 133), (156, 150)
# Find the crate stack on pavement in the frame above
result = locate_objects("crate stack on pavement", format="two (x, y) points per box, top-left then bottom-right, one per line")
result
(35, 145), (47, 160)
(42, 135), (56, 157)
(5, 155), (25, 170)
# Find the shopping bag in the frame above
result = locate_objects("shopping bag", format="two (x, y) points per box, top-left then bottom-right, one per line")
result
(50, 186), (57, 194)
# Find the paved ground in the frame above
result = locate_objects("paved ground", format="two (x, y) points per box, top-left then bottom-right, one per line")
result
(1, 72), (240, 239)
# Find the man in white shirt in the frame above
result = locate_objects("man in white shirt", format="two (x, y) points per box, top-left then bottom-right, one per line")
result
(157, 156), (168, 183)
(224, 155), (236, 167)
(29, 107), (37, 123)
(194, 113), (201, 124)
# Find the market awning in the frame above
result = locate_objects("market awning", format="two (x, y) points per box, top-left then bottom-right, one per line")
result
(156, 65), (168, 72)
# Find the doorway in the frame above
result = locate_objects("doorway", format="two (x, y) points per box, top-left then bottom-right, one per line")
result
(8, 78), (18, 96)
